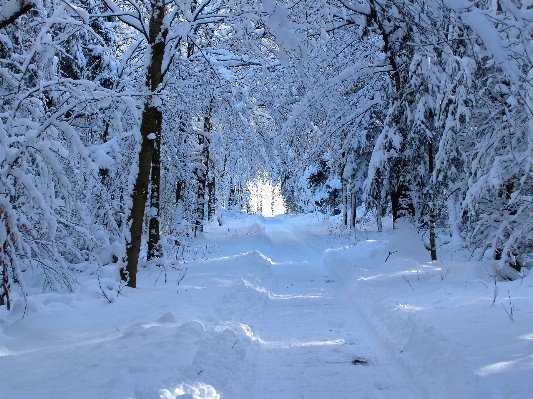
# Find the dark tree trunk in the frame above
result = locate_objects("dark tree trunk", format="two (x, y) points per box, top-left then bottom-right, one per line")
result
(374, 169), (383, 232)
(122, 3), (167, 287)
(123, 105), (161, 286)
(194, 111), (211, 236)
(228, 183), (236, 208)
(428, 144), (437, 261)
(376, 204), (383, 232)
(194, 135), (208, 235)
(239, 183), (244, 209)
(175, 181), (183, 204)
(147, 121), (162, 261)
(350, 191), (357, 229)
(207, 177), (216, 221)
(1, 233), (12, 310)
(342, 181), (348, 226)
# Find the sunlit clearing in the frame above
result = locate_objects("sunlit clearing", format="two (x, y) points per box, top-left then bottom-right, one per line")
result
(247, 178), (286, 216)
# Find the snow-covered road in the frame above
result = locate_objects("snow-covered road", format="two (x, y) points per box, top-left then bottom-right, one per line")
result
(247, 222), (419, 399)
(1, 213), (532, 399)
(252, 226), (417, 399)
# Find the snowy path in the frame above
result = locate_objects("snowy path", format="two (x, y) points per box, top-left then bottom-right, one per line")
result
(2, 214), (532, 399)
(242, 222), (419, 399)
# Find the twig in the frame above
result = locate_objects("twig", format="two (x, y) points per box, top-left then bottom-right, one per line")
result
(176, 265), (188, 294)
(501, 289), (514, 321)
(97, 275), (113, 303)
(385, 250), (397, 262)
(401, 275), (414, 291)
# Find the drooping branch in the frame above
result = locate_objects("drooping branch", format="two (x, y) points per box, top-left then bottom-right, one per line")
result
(0, 0), (35, 30)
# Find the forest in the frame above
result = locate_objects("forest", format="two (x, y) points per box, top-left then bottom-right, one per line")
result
(2, 1), (533, 398)
(2, 0), (532, 307)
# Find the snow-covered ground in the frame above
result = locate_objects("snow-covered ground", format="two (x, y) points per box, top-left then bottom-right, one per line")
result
(1, 213), (532, 399)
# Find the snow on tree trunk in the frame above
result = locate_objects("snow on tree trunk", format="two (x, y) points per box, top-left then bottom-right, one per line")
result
(194, 111), (211, 236)
(123, 1), (167, 287)
(208, 177), (216, 222)
(147, 121), (162, 261)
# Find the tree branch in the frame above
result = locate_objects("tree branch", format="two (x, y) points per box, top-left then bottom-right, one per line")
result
(0, 0), (35, 30)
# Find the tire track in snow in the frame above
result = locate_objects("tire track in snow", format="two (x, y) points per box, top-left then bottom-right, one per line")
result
(243, 220), (421, 399)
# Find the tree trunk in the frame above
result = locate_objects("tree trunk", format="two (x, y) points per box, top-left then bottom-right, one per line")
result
(374, 169), (383, 232)
(173, 180), (183, 246)
(194, 135), (208, 236)
(376, 205), (383, 232)
(228, 182), (236, 208)
(342, 181), (348, 225)
(428, 144), (437, 261)
(175, 181), (183, 205)
(239, 183), (244, 210)
(147, 122), (162, 261)
(350, 191), (356, 229)
(122, 3), (167, 287)
(194, 111), (211, 236)
(207, 177), (216, 221)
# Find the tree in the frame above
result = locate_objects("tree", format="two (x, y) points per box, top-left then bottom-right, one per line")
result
(445, 0), (533, 275)
(0, 0), (135, 307)
(281, 0), (533, 269)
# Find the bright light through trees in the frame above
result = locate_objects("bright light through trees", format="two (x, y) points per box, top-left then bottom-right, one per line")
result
(248, 179), (286, 217)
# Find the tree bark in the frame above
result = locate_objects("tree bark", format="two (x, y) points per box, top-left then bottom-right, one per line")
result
(194, 136), (208, 235)
(350, 191), (356, 229)
(207, 177), (216, 221)
(342, 180), (348, 225)
(194, 111), (211, 236)
(122, 3), (167, 287)
(374, 169), (383, 232)
(428, 144), (437, 260)
(376, 205), (383, 232)
(228, 182), (236, 208)
(147, 125), (162, 261)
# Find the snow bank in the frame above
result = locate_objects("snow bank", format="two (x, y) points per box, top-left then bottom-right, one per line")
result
(343, 230), (533, 399)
